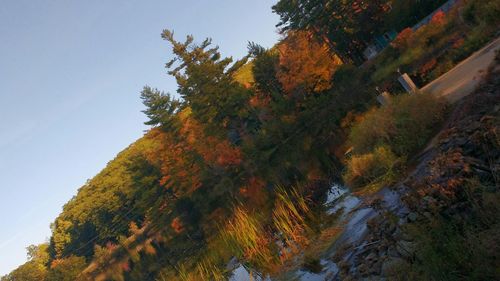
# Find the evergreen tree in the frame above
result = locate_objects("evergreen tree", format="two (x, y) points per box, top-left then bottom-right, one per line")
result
(140, 86), (182, 131)
(161, 30), (252, 136)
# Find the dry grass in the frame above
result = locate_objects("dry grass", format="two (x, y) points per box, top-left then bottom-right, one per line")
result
(221, 206), (277, 273)
(167, 258), (226, 281)
(220, 185), (318, 275)
(343, 145), (401, 191)
(273, 185), (311, 262)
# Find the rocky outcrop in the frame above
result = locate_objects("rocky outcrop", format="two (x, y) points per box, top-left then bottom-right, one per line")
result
(328, 54), (499, 281)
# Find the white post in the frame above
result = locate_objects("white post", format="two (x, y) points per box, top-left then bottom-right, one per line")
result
(398, 73), (419, 94)
(376, 91), (392, 105)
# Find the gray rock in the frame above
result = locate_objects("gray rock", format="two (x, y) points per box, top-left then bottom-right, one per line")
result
(369, 261), (382, 275)
(407, 212), (418, 222)
(365, 252), (377, 262)
(386, 223), (396, 234)
(358, 263), (369, 277)
(396, 241), (415, 258)
(225, 256), (239, 271)
(388, 245), (399, 258)
(393, 228), (412, 241)
(423, 211), (433, 220)
(381, 257), (405, 277)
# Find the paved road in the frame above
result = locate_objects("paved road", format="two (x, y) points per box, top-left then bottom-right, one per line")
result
(422, 36), (500, 102)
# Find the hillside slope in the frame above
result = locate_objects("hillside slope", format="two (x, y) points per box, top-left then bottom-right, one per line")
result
(2, 0), (499, 280)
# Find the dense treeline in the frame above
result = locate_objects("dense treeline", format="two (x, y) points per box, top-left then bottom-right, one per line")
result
(272, 0), (449, 64)
(2, 0), (498, 280)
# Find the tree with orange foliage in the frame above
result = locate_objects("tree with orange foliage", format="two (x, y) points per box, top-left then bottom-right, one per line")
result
(430, 10), (446, 25)
(391, 27), (414, 50)
(143, 128), (202, 197)
(273, 0), (392, 64)
(239, 177), (268, 208)
(171, 216), (185, 234)
(176, 112), (242, 169)
(277, 31), (342, 95)
(48, 256), (87, 281)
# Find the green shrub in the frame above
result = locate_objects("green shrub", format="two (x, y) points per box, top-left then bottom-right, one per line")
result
(349, 93), (447, 156)
(427, 59), (454, 81)
(345, 93), (446, 190)
(47, 256), (87, 281)
(479, 0), (500, 25)
(464, 0), (500, 25)
(343, 146), (401, 190)
(454, 0), (500, 62)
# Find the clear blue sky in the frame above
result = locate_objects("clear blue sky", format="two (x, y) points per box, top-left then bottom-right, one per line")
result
(0, 0), (279, 275)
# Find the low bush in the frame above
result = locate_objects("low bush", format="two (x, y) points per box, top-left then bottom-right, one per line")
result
(448, 23), (494, 63)
(344, 93), (446, 190)
(348, 93), (447, 157)
(343, 146), (401, 190)
(463, 0), (500, 26)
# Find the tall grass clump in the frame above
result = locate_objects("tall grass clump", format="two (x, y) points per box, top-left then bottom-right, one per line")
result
(221, 206), (277, 273)
(171, 261), (226, 281)
(221, 185), (315, 275)
(273, 185), (312, 261)
(194, 260), (226, 281)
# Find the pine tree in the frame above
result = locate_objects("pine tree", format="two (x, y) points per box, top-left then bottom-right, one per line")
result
(140, 86), (181, 132)
(161, 30), (252, 136)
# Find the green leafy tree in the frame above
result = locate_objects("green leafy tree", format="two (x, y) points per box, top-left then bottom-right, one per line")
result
(1, 244), (49, 281)
(47, 256), (87, 281)
(0, 263), (47, 281)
